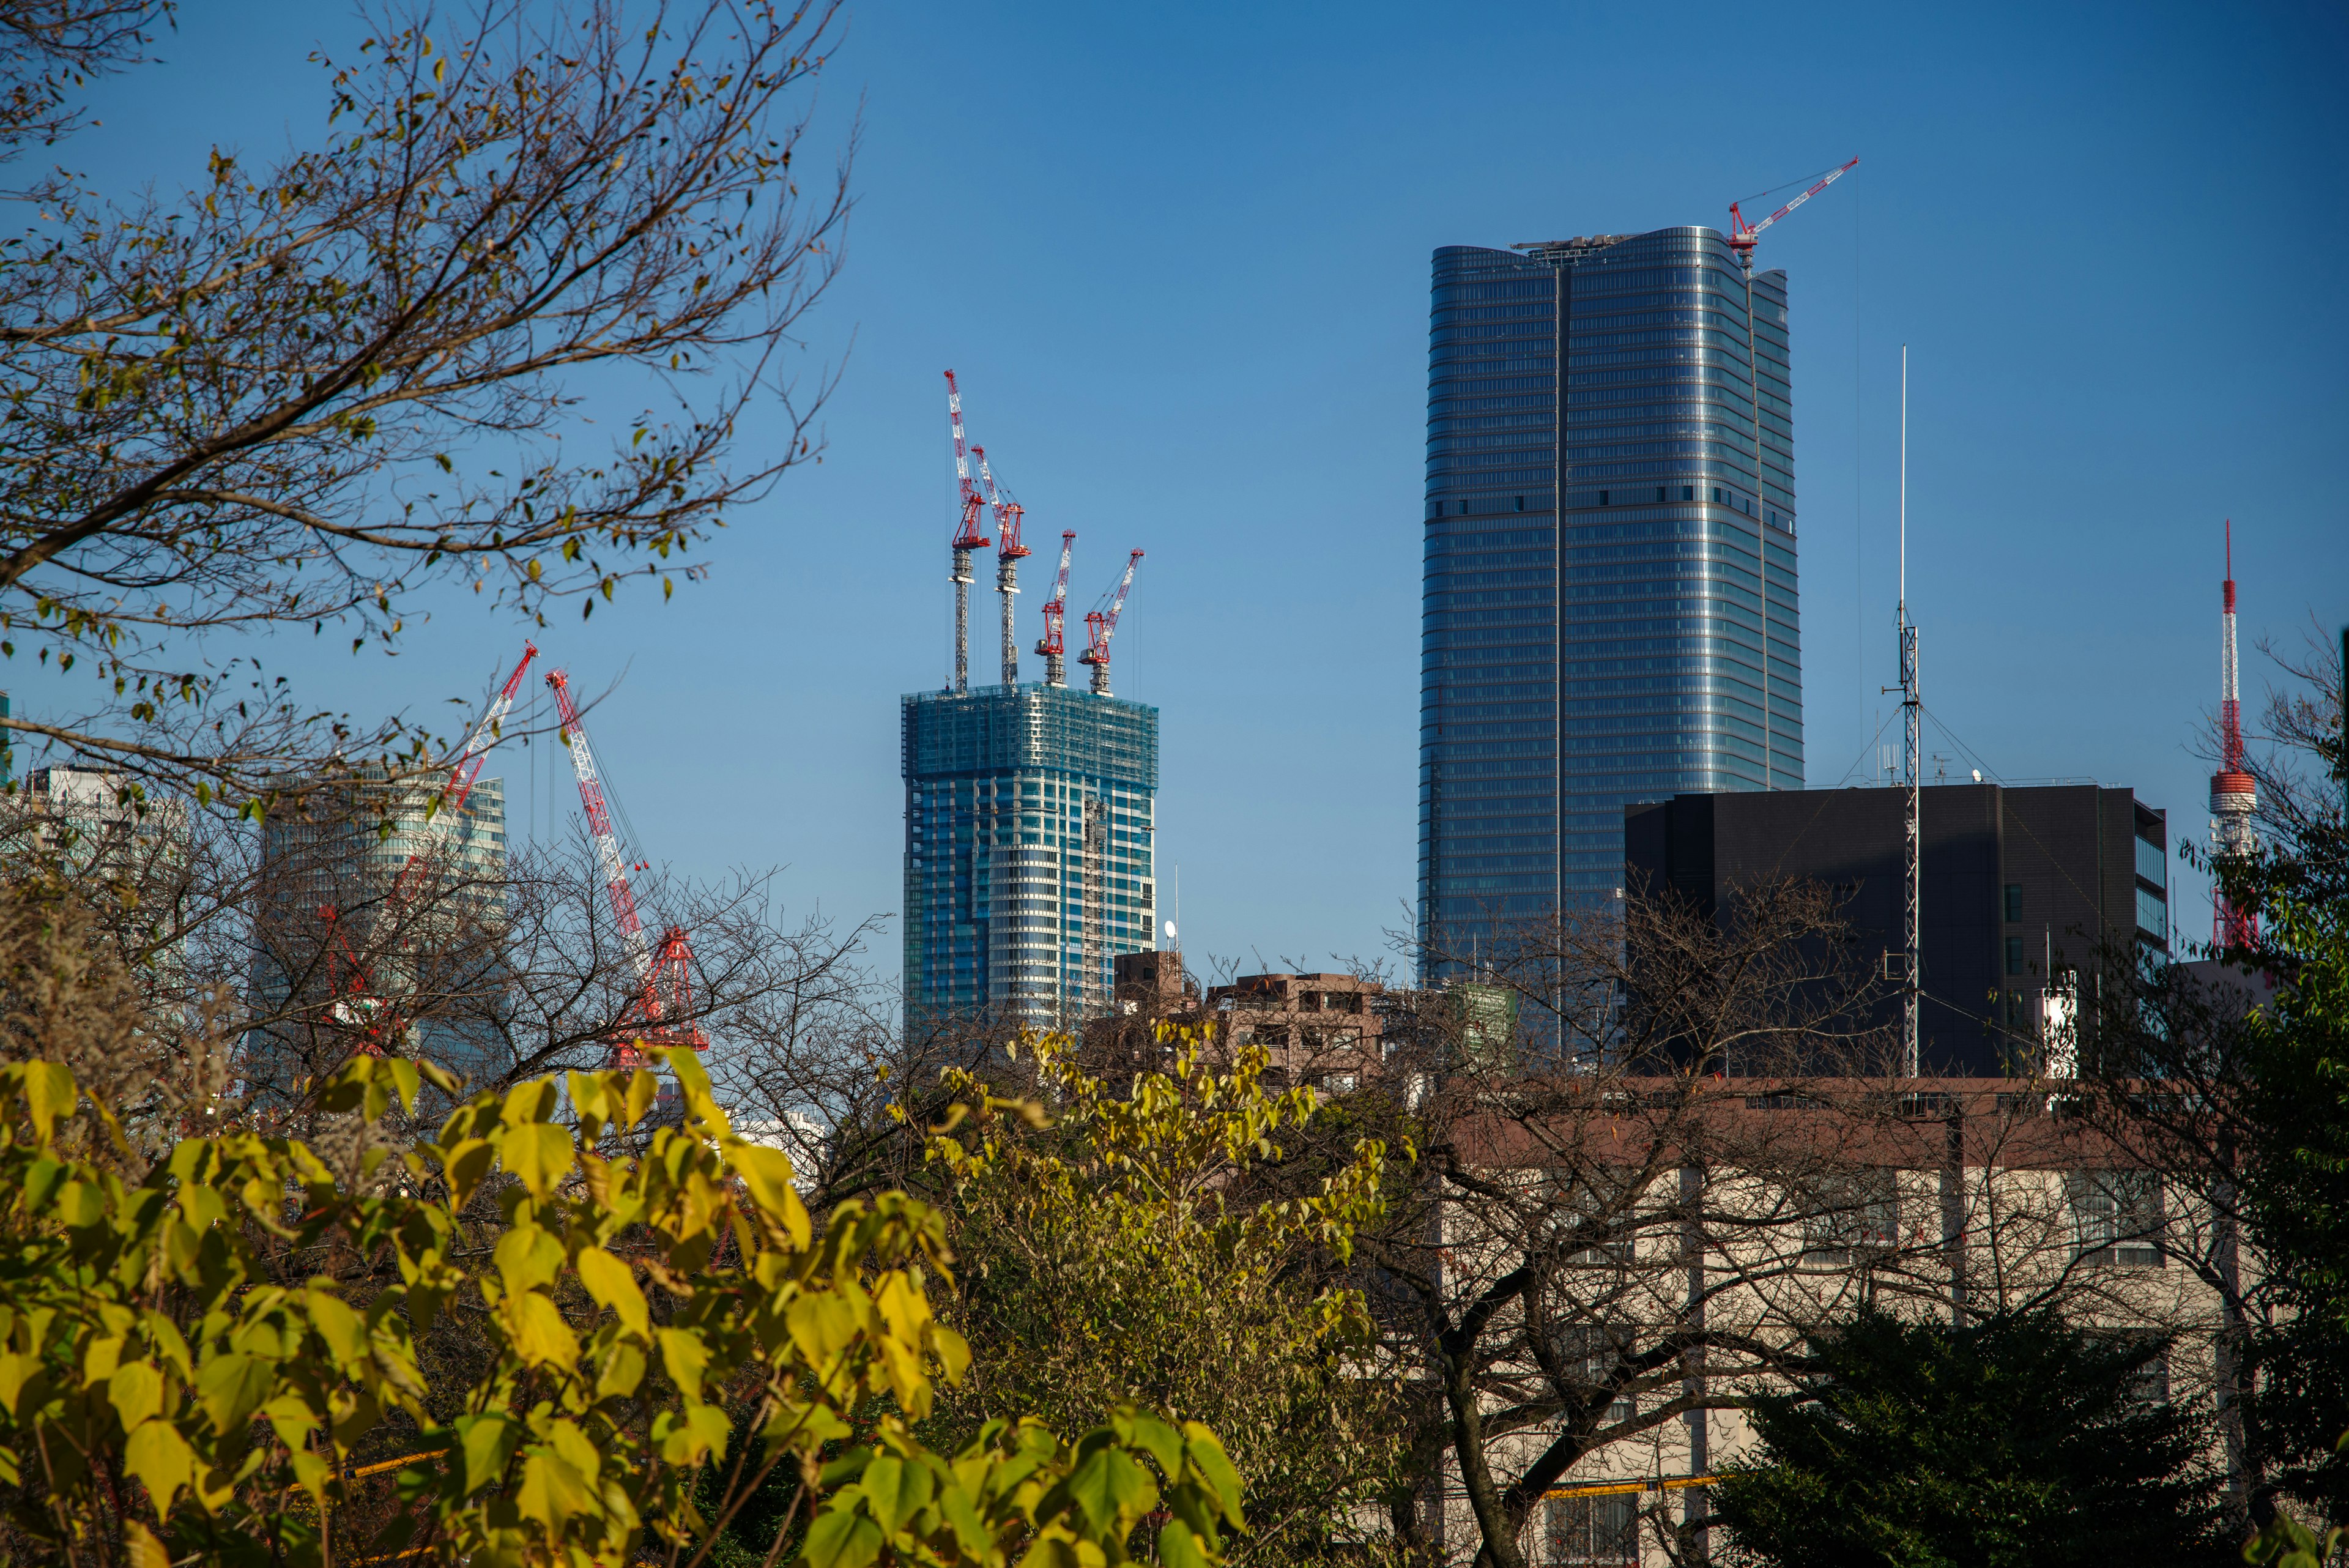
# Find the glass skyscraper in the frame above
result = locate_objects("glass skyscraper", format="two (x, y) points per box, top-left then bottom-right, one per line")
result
(1419, 226), (1802, 957)
(902, 684), (1159, 1029)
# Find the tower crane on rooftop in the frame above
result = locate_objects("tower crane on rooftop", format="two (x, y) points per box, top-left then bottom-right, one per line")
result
(1077, 549), (1143, 697)
(1727, 157), (1858, 267)
(545, 668), (708, 1071)
(943, 370), (990, 694)
(976, 444), (1030, 688)
(2211, 519), (2258, 950)
(1035, 531), (1077, 688)
(319, 641), (537, 1060)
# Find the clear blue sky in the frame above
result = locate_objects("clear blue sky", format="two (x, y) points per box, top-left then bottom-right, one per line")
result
(46, 0), (2349, 980)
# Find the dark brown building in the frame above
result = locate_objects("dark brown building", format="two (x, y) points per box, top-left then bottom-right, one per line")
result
(1083, 953), (1396, 1090)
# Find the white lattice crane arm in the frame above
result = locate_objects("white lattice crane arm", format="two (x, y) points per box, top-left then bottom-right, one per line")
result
(545, 669), (659, 1000)
(1729, 157), (1858, 256)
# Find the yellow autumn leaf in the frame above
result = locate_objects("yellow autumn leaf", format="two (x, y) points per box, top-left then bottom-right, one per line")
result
(501, 1121), (575, 1200)
(123, 1418), (195, 1516)
(507, 1291), (579, 1372)
(576, 1247), (648, 1337)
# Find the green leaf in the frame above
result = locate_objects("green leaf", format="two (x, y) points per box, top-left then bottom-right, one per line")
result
(576, 1247), (648, 1336)
(500, 1121), (574, 1200)
(109, 1361), (164, 1428)
(123, 1418), (195, 1515)
(457, 1412), (521, 1494)
(494, 1224), (564, 1296)
(197, 1352), (275, 1436)
(20, 1061), (75, 1140)
(729, 1142), (811, 1244)
(1160, 1520), (1208, 1568)
(801, 1506), (885, 1568)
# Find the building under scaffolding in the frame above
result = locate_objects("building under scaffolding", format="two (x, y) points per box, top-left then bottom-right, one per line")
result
(902, 683), (1159, 1030)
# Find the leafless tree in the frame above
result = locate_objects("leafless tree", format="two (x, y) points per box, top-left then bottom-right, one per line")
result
(1330, 882), (2198, 1568)
(0, 0), (850, 802)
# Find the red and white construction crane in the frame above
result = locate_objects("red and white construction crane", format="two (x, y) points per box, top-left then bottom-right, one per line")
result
(943, 371), (991, 695)
(319, 641), (538, 1057)
(1077, 549), (1143, 697)
(1035, 530), (1077, 688)
(1727, 158), (1858, 264)
(2211, 520), (2258, 950)
(976, 444), (1030, 688)
(544, 669), (709, 1070)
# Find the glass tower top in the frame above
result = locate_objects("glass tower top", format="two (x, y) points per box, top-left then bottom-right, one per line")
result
(1419, 226), (1803, 960)
(902, 684), (1160, 1031)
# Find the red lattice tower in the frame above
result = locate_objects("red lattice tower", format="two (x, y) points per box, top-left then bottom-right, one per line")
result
(2210, 519), (2258, 949)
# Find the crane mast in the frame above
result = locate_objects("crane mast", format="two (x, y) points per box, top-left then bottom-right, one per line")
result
(1036, 531), (1076, 687)
(943, 371), (990, 695)
(1077, 549), (1144, 697)
(2211, 519), (2258, 949)
(545, 669), (707, 1068)
(977, 444), (1030, 688)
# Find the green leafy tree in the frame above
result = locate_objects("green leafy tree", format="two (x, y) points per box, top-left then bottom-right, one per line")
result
(1712, 1309), (2233, 1568)
(0, 1046), (1244, 1567)
(926, 1031), (1407, 1567)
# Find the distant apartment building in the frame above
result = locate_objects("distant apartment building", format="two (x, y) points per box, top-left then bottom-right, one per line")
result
(1422, 227), (1803, 965)
(9, 765), (195, 1006)
(902, 685), (1159, 1029)
(244, 768), (510, 1094)
(1625, 782), (2169, 1076)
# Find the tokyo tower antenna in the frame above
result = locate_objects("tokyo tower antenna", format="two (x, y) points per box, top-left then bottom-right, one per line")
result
(2210, 519), (2258, 949)
(1893, 346), (1920, 1077)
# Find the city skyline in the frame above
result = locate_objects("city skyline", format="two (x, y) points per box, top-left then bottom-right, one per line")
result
(16, 0), (2344, 984)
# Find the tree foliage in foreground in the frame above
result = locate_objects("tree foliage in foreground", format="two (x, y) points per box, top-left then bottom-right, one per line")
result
(927, 1031), (1405, 1567)
(1712, 1309), (2233, 1568)
(0, 1047), (1243, 1568)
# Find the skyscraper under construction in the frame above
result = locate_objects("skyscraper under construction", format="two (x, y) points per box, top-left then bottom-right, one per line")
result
(902, 373), (1160, 1030)
(1419, 225), (1805, 960)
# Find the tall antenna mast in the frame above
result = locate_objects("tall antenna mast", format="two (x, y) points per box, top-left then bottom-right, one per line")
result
(2210, 519), (2258, 949)
(1898, 346), (1920, 1077)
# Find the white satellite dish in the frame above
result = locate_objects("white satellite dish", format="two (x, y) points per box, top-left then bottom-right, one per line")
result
(1163, 920), (1178, 941)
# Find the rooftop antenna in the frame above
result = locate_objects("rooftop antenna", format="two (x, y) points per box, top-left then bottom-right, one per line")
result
(1896, 346), (1920, 1076)
(2210, 519), (2257, 949)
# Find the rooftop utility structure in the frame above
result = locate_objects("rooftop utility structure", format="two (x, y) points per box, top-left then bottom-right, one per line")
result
(1078, 549), (1143, 696)
(1036, 530), (1076, 687)
(976, 444), (1030, 687)
(319, 641), (537, 1055)
(1727, 157), (1858, 264)
(546, 669), (708, 1069)
(2211, 520), (2257, 949)
(943, 370), (990, 694)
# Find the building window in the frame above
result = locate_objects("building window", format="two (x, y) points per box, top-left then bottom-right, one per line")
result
(1598, 489), (1609, 507)
(1542, 1495), (1639, 1565)
(1515, 496), (1526, 512)
(1712, 486), (1723, 503)
(2006, 936), (2024, 976)
(2135, 833), (2166, 888)
(1655, 486), (1667, 503)
(2067, 1170), (2164, 1266)
(1547, 1323), (1638, 1427)
(1682, 485), (1694, 501)
(1458, 500), (1469, 516)
(2004, 883), (2022, 921)
(1802, 1169), (1900, 1266)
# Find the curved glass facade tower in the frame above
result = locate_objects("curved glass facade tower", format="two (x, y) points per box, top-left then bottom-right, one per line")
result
(1419, 226), (1802, 959)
